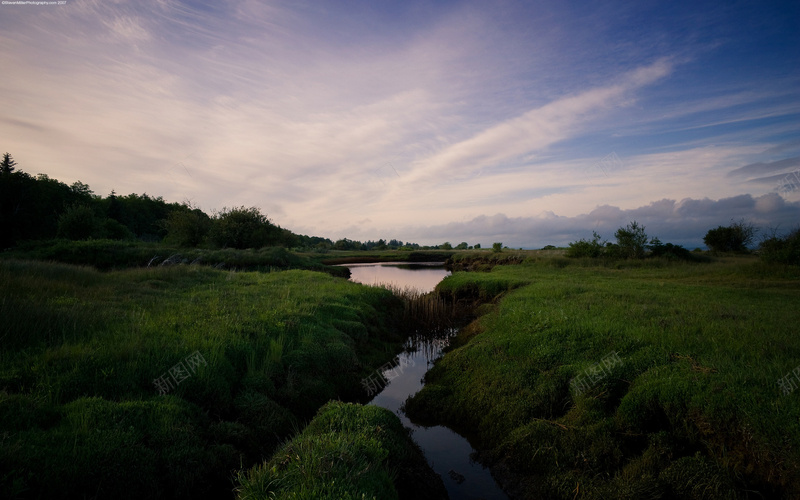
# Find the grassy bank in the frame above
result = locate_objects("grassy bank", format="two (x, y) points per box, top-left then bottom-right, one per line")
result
(235, 401), (447, 500)
(406, 256), (800, 498)
(1, 239), (348, 276)
(0, 260), (407, 498)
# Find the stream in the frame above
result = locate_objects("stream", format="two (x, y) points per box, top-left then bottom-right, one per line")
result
(345, 262), (509, 500)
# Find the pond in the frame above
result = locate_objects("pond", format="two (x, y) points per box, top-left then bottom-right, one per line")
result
(345, 261), (451, 293)
(344, 262), (509, 500)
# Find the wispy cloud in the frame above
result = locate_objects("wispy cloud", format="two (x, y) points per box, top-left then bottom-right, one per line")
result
(728, 157), (800, 179)
(0, 0), (798, 243)
(400, 59), (674, 185)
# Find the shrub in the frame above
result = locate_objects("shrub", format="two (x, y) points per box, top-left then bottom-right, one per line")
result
(163, 208), (211, 247)
(703, 219), (756, 252)
(614, 220), (648, 259)
(209, 206), (279, 249)
(100, 218), (135, 240)
(57, 205), (99, 240)
(648, 241), (693, 261)
(566, 232), (605, 258)
(759, 227), (800, 265)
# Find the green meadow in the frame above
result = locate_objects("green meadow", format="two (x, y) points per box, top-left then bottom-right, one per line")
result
(0, 259), (413, 499)
(407, 254), (800, 498)
(3, 248), (800, 499)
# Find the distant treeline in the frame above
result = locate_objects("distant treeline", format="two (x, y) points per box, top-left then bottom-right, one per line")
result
(566, 219), (800, 265)
(0, 153), (434, 251)
(329, 238), (477, 251)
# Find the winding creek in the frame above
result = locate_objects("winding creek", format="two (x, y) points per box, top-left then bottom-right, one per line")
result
(344, 262), (509, 500)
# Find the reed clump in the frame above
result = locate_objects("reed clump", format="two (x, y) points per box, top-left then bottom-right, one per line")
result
(380, 284), (467, 336)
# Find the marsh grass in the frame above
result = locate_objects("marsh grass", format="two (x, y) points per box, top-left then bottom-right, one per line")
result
(234, 401), (447, 500)
(379, 284), (465, 335)
(0, 259), (405, 499)
(406, 255), (800, 498)
(1, 239), (348, 276)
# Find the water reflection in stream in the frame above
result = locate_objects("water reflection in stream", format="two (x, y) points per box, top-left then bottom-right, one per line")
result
(345, 262), (509, 500)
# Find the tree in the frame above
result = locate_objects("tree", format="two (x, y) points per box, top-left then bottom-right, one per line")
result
(209, 206), (278, 249)
(614, 221), (648, 259)
(455, 242), (468, 250)
(704, 219), (756, 252)
(441, 242), (453, 250)
(106, 191), (123, 221)
(163, 206), (211, 247)
(474, 243), (481, 249)
(1, 153), (16, 175)
(57, 204), (98, 240)
(70, 181), (94, 198)
(492, 242), (503, 253)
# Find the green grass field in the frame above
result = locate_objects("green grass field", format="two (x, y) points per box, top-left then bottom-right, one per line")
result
(5, 250), (799, 499)
(0, 260), (408, 499)
(406, 255), (800, 498)
(235, 401), (446, 500)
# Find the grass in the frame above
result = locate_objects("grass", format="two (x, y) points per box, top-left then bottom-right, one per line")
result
(0, 259), (407, 499)
(405, 255), (800, 499)
(234, 401), (447, 500)
(1, 239), (348, 276)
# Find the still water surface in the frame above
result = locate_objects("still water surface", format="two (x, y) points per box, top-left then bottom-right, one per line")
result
(345, 262), (509, 500)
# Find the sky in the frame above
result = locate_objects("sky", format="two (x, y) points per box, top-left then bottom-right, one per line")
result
(1, 0), (799, 248)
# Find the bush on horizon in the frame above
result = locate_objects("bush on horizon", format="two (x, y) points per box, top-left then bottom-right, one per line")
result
(703, 219), (756, 253)
(759, 227), (800, 265)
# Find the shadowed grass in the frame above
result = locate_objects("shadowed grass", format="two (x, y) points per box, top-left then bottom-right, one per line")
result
(0, 260), (406, 499)
(1, 239), (348, 276)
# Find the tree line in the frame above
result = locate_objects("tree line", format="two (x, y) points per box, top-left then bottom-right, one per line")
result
(0, 154), (327, 250)
(566, 219), (799, 265)
(4, 152), (795, 262)
(0, 154), (438, 251)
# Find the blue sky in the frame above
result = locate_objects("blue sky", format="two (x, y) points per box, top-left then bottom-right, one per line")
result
(1, 0), (799, 248)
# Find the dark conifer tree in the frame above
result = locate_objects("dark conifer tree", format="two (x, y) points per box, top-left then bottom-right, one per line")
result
(0, 152), (16, 174)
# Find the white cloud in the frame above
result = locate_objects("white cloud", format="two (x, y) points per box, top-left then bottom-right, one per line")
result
(387, 193), (800, 249)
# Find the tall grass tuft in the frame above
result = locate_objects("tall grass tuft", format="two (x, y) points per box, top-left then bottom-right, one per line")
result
(380, 284), (465, 336)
